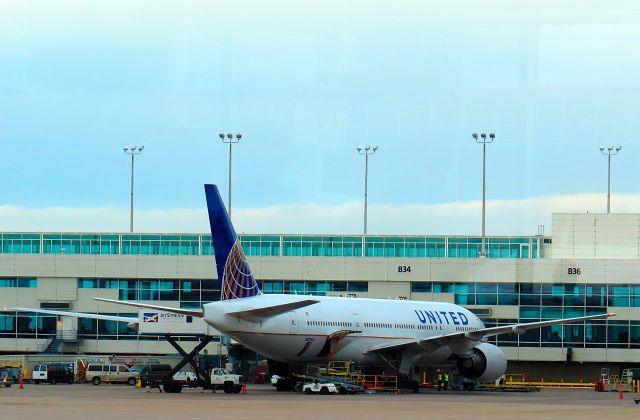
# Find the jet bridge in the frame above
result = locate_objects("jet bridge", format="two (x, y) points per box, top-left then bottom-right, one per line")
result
(136, 309), (224, 393)
(137, 309), (219, 336)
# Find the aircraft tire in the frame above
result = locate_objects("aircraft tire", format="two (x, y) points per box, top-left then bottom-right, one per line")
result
(163, 381), (182, 393)
(412, 381), (419, 394)
(463, 382), (475, 391)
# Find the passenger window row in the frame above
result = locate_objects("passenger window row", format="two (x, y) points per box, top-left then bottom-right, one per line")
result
(455, 326), (475, 332)
(363, 323), (393, 329)
(307, 320), (353, 328)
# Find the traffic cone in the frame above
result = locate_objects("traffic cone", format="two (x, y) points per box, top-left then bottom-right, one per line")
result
(19, 374), (24, 389)
(2, 375), (7, 386)
(619, 383), (623, 399)
(135, 378), (141, 388)
(242, 383), (247, 394)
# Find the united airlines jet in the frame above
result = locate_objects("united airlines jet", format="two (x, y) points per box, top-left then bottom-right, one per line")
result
(11, 184), (614, 391)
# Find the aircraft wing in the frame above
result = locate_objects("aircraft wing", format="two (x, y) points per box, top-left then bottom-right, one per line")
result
(8, 307), (135, 323)
(367, 338), (420, 353)
(366, 312), (615, 354)
(456, 312), (616, 341)
(92, 297), (204, 317)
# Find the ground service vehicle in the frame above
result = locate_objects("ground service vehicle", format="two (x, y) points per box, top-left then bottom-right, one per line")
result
(133, 365), (210, 393)
(86, 364), (139, 385)
(210, 368), (243, 393)
(0, 367), (20, 384)
(137, 364), (173, 387)
(173, 371), (198, 387)
(32, 363), (74, 384)
(303, 381), (338, 394)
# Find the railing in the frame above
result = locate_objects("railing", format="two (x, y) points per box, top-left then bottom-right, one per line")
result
(483, 374), (595, 390)
(36, 337), (55, 353)
(358, 375), (398, 392)
(57, 329), (78, 342)
(304, 362), (397, 393)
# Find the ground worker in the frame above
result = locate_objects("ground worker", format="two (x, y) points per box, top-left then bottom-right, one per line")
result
(444, 371), (449, 391)
(146, 379), (163, 393)
(436, 370), (443, 391)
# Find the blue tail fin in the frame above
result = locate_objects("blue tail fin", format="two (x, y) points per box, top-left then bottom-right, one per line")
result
(204, 184), (261, 300)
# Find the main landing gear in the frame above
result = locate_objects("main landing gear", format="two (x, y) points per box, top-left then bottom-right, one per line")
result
(268, 360), (297, 392)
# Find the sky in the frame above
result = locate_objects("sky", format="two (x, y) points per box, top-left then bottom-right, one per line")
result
(1, 0), (639, 235)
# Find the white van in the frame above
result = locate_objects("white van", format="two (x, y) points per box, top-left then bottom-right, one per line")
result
(86, 364), (138, 386)
(32, 363), (75, 384)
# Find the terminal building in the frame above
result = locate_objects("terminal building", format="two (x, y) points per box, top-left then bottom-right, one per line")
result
(1, 212), (640, 380)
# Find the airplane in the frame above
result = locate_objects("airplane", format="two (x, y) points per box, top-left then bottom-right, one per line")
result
(9, 184), (615, 392)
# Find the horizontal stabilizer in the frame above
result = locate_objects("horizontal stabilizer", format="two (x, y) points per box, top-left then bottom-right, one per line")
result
(227, 299), (320, 322)
(9, 307), (135, 323)
(92, 297), (204, 318)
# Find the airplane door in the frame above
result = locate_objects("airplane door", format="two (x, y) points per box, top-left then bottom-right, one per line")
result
(353, 313), (362, 330)
(288, 311), (299, 334)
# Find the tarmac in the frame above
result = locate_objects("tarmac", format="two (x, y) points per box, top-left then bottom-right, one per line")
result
(0, 383), (638, 420)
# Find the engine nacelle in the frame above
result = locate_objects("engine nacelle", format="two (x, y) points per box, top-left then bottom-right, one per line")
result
(126, 321), (139, 332)
(456, 343), (507, 382)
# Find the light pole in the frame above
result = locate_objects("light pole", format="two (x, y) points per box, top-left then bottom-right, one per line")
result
(356, 145), (378, 235)
(123, 145), (144, 233)
(473, 132), (495, 257)
(219, 133), (242, 218)
(599, 145), (622, 213)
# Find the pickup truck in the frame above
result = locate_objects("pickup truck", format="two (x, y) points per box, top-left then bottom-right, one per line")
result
(210, 368), (243, 393)
(173, 371), (198, 388)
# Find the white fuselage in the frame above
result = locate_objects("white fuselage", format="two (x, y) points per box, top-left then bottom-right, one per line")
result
(203, 294), (483, 365)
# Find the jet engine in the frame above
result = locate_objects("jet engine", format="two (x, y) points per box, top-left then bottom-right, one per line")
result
(456, 343), (507, 382)
(126, 321), (139, 332)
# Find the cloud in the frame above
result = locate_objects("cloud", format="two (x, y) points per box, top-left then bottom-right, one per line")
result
(0, 193), (638, 235)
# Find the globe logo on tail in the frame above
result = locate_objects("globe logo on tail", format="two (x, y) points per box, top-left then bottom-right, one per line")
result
(221, 241), (261, 300)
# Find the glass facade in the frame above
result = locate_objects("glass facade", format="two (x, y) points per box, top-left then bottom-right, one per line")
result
(78, 278), (220, 307)
(0, 312), (56, 339)
(1, 276), (639, 349)
(412, 281), (640, 349)
(0, 277), (38, 288)
(0, 312), (204, 342)
(411, 282), (640, 308)
(261, 280), (368, 295)
(0, 233), (541, 259)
